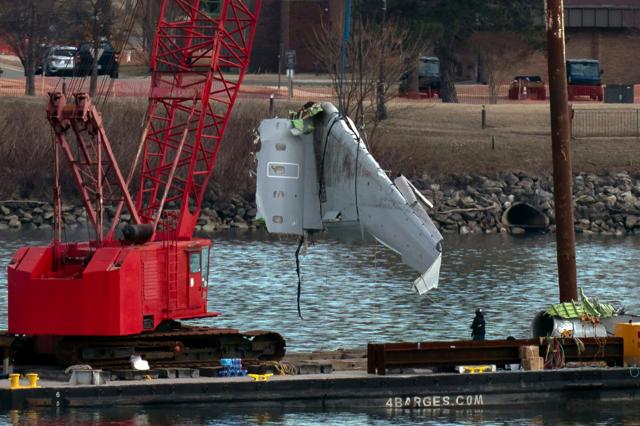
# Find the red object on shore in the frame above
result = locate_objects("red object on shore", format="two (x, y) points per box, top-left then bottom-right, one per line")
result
(0, 37), (13, 55)
(400, 87), (440, 99)
(8, 0), (262, 336)
(507, 76), (547, 101)
(567, 84), (604, 101)
(508, 85), (547, 101)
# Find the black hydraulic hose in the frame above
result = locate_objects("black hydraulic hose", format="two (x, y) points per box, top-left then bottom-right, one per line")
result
(343, 118), (362, 221)
(354, 134), (360, 221)
(295, 236), (305, 320)
(320, 115), (363, 221)
(318, 116), (340, 204)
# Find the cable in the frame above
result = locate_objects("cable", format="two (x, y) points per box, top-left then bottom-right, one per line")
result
(343, 118), (362, 222)
(573, 336), (585, 356)
(99, 0), (141, 108)
(543, 336), (565, 369)
(319, 113), (364, 223)
(95, 0), (129, 104)
(318, 116), (340, 206)
(295, 235), (304, 320)
(84, 208), (91, 245)
(62, 0), (140, 105)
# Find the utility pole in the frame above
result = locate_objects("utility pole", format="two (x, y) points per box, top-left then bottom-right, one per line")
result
(546, 0), (578, 303)
(279, 0), (290, 90)
(277, 42), (283, 90)
(90, 1), (102, 98)
(338, 0), (351, 116)
(376, 0), (387, 121)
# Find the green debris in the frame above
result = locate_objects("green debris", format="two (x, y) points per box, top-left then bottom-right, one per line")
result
(546, 301), (585, 319)
(546, 288), (616, 319)
(290, 103), (323, 136)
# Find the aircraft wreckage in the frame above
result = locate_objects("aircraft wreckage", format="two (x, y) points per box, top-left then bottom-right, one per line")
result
(256, 102), (443, 295)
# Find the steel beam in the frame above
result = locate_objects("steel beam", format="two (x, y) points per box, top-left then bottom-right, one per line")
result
(367, 338), (624, 375)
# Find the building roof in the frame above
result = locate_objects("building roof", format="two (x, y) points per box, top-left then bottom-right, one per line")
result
(563, 1), (640, 28)
(566, 0), (639, 7)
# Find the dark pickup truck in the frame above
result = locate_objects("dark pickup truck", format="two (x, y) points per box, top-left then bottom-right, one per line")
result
(74, 41), (119, 78)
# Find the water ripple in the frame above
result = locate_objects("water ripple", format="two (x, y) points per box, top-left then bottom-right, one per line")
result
(1, 230), (638, 352)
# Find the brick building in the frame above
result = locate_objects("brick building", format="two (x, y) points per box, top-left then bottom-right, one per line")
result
(563, 0), (640, 83)
(251, 0), (345, 73)
(252, 1), (640, 83)
(465, 0), (640, 84)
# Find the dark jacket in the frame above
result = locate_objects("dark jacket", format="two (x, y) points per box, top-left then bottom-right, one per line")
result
(471, 313), (486, 340)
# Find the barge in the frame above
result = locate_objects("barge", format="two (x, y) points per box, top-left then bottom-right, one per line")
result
(1, 333), (639, 411)
(1, 367), (639, 410)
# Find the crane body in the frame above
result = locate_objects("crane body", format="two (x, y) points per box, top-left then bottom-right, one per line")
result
(6, 0), (286, 365)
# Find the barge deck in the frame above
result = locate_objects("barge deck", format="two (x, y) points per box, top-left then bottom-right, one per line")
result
(2, 367), (639, 410)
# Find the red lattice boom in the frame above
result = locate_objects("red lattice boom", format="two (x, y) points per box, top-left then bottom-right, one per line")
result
(134, 0), (262, 240)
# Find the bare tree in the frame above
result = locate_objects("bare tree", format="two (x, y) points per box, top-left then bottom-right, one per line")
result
(376, 0), (388, 121)
(66, 0), (113, 97)
(140, 0), (159, 63)
(308, 17), (424, 130)
(434, 37), (458, 103)
(471, 32), (535, 104)
(0, 0), (60, 95)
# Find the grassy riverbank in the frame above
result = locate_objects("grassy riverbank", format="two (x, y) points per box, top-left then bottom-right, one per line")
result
(1, 97), (638, 200)
(377, 102), (640, 177)
(0, 96), (272, 200)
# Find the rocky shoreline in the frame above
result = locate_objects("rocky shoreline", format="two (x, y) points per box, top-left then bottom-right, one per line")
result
(414, 171), (640, 236)
(2, 171), (640, 236)
(0, 195), (263, 233)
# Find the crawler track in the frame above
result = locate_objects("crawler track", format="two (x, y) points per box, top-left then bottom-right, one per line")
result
(3, 325), (286, 369)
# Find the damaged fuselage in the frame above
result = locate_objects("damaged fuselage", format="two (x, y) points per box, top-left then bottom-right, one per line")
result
(256, 102), (443, 294)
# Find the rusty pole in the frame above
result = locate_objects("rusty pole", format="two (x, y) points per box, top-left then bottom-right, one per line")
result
(546, 0), (578, 302)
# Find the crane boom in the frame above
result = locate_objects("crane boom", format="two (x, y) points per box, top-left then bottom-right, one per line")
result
(133, 0), (262, 240)
(46, 92), (142, 244)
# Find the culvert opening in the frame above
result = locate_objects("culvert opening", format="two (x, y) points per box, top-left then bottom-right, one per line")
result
(531, 311), (555, 338)
(502, 202), (549, 231)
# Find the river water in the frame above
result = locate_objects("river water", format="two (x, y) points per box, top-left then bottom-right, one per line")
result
(0, 230), (638, 424)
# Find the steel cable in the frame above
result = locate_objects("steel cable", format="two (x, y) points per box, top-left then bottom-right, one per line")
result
(295, 236), (304, 320)
(98, 0), (141, 108)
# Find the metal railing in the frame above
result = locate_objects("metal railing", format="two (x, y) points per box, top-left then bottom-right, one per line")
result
(3, 76), (640, 107)
(572, 107), (640, 138)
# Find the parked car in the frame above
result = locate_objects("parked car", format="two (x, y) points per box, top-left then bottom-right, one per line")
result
(74, 41), (119, 78)
(508, 75), (546, 100)
(36, 46), (77, 76)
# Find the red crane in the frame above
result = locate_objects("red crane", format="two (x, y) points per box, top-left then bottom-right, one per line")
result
(7, 0), (284, 365)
